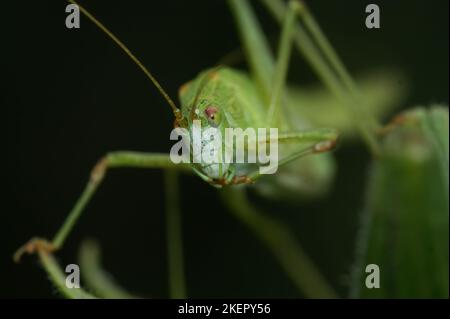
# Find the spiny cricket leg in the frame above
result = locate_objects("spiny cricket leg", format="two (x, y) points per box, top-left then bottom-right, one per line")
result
(228, 0), (275, 104)
(271, 128), (338, 145)
(246, 128), (338, 182)
(14, 152), (186, 262)
(226, 128), (338, 185)
(220, 187), (337, 298)
(261, 0), (381, 155)
(267, 1), (301, 126)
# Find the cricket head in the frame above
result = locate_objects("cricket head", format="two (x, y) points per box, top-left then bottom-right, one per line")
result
(67, 0), (239, 185)
(176, 70), (235, 183)
(185, 102), (234, 182)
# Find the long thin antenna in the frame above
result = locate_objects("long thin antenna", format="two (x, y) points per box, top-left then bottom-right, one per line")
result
(68, 0), (180, 117)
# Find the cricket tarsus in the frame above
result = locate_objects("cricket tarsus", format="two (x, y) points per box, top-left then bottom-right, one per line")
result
(14, 238), (56, 263)
(211, 175), (255, 187)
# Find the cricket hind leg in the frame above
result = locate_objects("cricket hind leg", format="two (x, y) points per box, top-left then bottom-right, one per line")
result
(228, 0), (275, 104)
(227, 0), (338, 195)
(266, 0), (303, 126)
(220, 186), (337, 298)
(14, 151), (186, 262)
(228, 0), (303, 126)
(262, 0), (381, 154)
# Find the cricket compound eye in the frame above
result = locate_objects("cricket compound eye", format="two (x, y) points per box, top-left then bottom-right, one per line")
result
(204, 106), (221, 127)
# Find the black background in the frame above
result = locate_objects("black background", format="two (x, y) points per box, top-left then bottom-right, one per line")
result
(2, 0), (448, 298)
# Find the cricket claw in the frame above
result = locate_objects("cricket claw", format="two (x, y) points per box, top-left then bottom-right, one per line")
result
(14, 237), (56, 263)
(313, 139), (338, 153)
(377, 113), (409, 136)
(210, 175), (254, 187)
(230, 175), (254, 185)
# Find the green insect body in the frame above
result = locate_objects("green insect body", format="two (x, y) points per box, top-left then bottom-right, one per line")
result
(177, 68), (267, 183)
(351, 106), (449, 298)
(14, 0), (344, 298)
(17, 0), (440, 300)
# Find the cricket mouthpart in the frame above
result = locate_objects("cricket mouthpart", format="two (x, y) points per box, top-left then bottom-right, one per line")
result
(192, 136), (231, 179)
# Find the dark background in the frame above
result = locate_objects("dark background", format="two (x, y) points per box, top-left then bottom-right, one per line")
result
(2, 0), (448, 298)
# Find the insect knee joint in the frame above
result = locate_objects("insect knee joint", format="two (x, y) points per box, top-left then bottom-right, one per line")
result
(314, 138), (338, 153)
(90, 156), (108, 183)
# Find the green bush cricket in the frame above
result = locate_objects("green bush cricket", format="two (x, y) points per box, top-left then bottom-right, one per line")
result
(14, 0), (419, 299)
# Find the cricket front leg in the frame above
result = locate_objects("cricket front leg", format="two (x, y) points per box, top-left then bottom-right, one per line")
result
(14, 152), (186, 262)
(229, 127), (338, 183)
